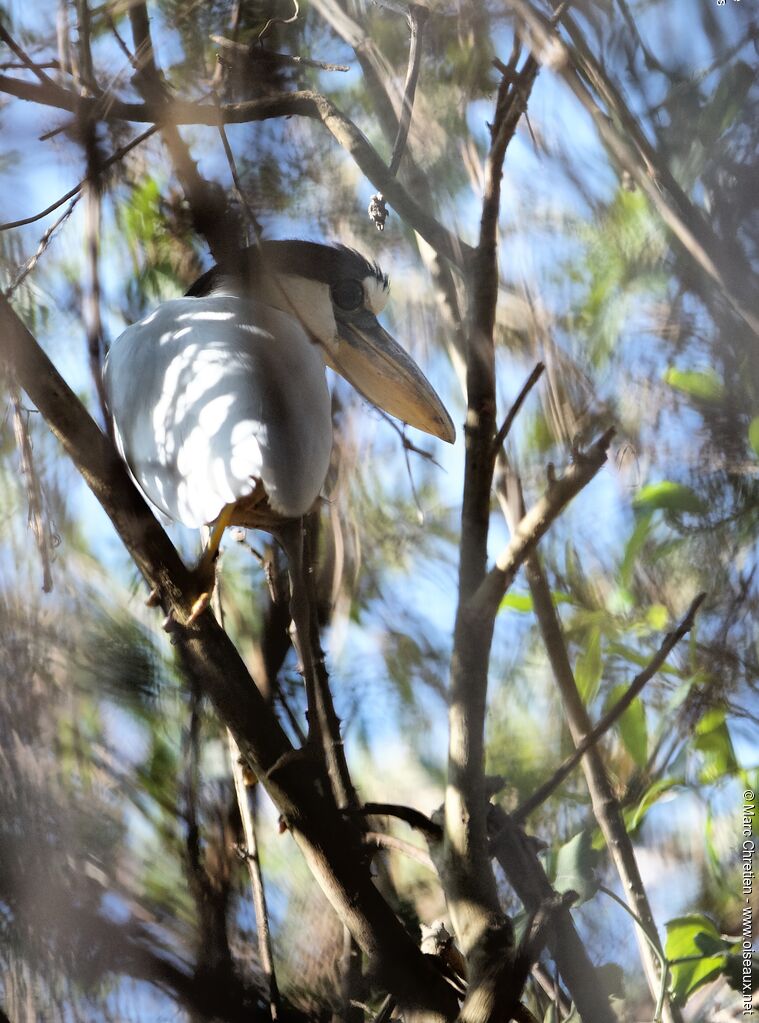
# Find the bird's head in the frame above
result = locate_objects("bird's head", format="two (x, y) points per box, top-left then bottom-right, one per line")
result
(187, 240), (456, 444)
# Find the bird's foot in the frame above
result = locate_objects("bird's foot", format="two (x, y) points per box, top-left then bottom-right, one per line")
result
(145, 586), (161, 608)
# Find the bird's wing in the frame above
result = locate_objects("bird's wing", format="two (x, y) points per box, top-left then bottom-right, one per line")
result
(104, 296), (333, 527)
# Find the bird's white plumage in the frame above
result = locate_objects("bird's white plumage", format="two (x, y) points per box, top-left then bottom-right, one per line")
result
(363, 275), (389, 316)
(104, 295), (332, 527)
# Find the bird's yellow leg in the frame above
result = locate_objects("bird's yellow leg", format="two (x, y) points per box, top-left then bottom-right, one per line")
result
(187, 504), (235, 624)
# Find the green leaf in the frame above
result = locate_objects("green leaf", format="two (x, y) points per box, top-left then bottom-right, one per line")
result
(633, 481), (706, 515)
(663, 367), (725, 402)
(500, 593), (534, 613)
(748, 416), (759, 457)
(607, 685), (648, 767)
(693, 707), (739, 783)
(646, 604), (669, 631)
(630, 777), (684, 830)
(665, 915), (730, 1005)
(553, 830), (599, 904)
(499, 591), (571, 614)
(620, 511), (653, 587)
(575, 627), (603, 703)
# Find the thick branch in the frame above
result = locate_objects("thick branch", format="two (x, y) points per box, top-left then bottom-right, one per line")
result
(443, 55), (548, 1004)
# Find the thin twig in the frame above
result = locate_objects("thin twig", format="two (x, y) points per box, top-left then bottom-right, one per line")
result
(0, 60), (60, 71)
(215, 115), (263, 240)
(356, 801), (442, 839)
(468, 428), (614, 619)
(388, 5), (428, 177)
(364, 831), (436, 871)
(3, 195), (80, 296)
(0, 125), (158, 232)
(512, 592), (706, 822)
(11, 387), (54, 592)
(522, 548), (682, 1021)
(212, 36), (349, 72)
(492, 361), (544, 454)
(228, 732), (281, 1021)
(258, 0), (299, 42)
(0, 23), (57, 87)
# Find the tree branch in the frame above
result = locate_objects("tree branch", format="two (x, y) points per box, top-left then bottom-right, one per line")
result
(513, 591), (706, 822)
(487, 806), (618, 1023)
(357, 802), (442, 839)
(228, 733), (281, 1022)
(0, 74), (468, 267)
(387, 4), (428, 177)
(364, 832), (436, 872)
(0, 125), (157, 232)
(468, 428), (614, 620)
(495, 457), (682, 1020)
(523, 559), (682, 1017)
(212, 34), (350, 73)
(492, 362), (544, 455)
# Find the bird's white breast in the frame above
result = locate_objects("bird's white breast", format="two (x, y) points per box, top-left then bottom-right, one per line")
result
(104, 295), (333, 527)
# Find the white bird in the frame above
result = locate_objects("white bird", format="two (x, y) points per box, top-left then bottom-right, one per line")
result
(104, 240), (455, 620)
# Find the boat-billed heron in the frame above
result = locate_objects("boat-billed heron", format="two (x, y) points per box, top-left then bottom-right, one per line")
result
(104, 240), (455, 624)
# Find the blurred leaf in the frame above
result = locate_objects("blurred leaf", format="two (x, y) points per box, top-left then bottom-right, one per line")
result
(499, 591), (571, 614)
(663, 368), (724, 402)
(630, 777), (685, 830)
(701, 60), (755, 143)
(693, 707), (738, 783)
(606, 684), (647, 767)
(633, 481), (706, 515)
(645, 603), (669, 631)
(620, 511), (653, 587)
(575, 627), (603, 703)
(748, 416), (759, 457)
(500, 592), (534, 613)
(553, 830), (599, 904)
(665, 915), (730, 1005)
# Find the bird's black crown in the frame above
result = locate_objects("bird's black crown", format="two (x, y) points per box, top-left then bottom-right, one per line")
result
(186, 240), (389, 298)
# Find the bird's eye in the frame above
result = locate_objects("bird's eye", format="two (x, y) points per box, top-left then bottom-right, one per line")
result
(331, 279), (364, 311)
